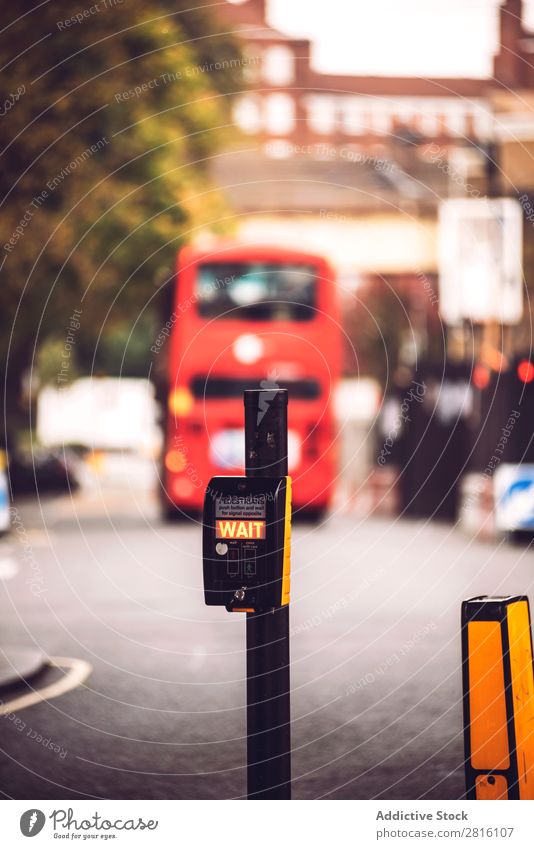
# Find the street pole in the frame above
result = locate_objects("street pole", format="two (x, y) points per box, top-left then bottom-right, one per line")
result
(244, 389), (291, 800)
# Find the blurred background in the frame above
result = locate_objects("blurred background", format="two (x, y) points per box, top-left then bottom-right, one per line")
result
(2, 0), (534, 801)
(3, 0), (534, 532)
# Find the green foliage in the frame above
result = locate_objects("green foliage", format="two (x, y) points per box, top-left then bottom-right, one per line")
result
(0, 1), (242, 407)
(34, 337), (80, 387)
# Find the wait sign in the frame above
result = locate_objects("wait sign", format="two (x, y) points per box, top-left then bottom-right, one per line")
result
(216, 519), (266, 539)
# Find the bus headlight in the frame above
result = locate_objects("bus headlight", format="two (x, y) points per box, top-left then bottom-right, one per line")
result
(165, 449), (188, 473)
(233, 334), (264, 365)
(168, 387), (194, 416)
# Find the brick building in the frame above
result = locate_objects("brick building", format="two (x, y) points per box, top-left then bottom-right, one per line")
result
(206, 0), (534, 371)
(215, 1), (534, 159)
(208, 0), (534, 517)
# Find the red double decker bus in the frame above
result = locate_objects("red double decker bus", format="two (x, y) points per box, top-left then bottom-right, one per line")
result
(162, 243), (341, 519)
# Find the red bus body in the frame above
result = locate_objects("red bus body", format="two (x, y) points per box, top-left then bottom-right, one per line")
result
(163, 244), (341, 516)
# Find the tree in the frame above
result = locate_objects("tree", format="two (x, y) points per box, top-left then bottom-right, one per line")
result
(0, 0), (242, 429)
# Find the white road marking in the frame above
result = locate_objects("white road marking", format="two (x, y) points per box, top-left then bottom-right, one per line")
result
(0, 656), (92, 715)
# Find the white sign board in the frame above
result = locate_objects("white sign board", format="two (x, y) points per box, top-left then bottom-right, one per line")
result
(37, 377), (161, 453)
(438, 198), (523, 324)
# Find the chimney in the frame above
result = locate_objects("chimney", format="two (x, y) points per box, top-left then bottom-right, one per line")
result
(250, 0), (267, 20)
(494, 0), (525, 86)
(224, 0), (268, 25)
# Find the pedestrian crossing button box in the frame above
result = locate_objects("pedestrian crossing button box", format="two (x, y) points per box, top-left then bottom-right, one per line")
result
(202, 475), (291, 612)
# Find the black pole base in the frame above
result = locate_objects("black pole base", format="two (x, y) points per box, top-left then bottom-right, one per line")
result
(246, 606), (291, 799)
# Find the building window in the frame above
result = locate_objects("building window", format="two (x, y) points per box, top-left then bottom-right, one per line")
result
(341, 102), (366, 135)
(443, 109), (467, 137)
(264, 93), (295, 135)
(262, 45), (295, 86)
(393, 101), (415, 131)
(306, 96), (337, 135)
(233, 95), (262, 134)
(419, 112), (440, 137)
(473, 109), (492, 140)
(368, 108), (391, 135)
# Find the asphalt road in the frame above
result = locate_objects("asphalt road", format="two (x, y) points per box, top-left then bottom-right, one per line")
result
(0, 486), (532, 800)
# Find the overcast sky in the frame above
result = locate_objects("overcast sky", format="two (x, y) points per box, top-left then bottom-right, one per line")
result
(266, 0), (534, 78)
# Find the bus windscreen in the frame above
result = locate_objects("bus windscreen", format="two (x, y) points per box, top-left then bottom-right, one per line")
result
(195, 262), (317, 321)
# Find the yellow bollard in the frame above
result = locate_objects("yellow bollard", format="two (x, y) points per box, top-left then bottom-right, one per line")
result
(462, 595), (534, 799)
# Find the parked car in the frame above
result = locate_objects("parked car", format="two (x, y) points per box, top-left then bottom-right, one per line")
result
(8, 447), (80, 496)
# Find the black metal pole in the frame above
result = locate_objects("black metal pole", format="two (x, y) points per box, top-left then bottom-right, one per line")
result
(244, 389), (291, 800)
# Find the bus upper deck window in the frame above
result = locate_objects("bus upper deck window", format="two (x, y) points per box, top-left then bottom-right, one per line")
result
(195, 262), (318, 321)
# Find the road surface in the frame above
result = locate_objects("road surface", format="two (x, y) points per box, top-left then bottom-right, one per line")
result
(0, 486), (532, 800)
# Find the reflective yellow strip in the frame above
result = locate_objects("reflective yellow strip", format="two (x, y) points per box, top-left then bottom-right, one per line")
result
(280, 476), (291, 606)
(468, 620), (510, 771)
(507, 600), (534, 800)
(475, 774), (508, 800)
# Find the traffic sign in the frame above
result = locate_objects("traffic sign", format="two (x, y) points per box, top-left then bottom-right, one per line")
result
(438, 198), (523, 324)
(203, 475), (291, 611)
